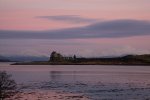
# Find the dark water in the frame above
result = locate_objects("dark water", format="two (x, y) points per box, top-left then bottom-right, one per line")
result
(0, 62), (150, 100)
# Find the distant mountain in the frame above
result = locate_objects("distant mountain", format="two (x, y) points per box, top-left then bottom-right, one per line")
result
(0, 56), (10, 62)
(0, 55), (49, 62)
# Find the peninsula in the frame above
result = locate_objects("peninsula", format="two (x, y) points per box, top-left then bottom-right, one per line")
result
(12, 51), (150, 65)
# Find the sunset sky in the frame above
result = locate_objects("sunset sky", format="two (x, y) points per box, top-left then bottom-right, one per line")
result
(0, 0), (150, 57)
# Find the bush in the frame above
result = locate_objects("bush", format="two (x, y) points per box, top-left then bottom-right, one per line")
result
(0, 71), (17, 99)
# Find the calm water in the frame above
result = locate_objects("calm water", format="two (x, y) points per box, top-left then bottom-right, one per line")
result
(0, 62), (150, 99)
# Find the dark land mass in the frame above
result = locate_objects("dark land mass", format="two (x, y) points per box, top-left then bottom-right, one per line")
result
(12, 51), (150, 65)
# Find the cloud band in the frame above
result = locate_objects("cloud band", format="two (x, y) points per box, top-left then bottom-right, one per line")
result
(0, 19), (150, 39)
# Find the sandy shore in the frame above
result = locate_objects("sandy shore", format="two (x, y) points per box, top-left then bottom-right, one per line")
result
(6, 90), (90, 100)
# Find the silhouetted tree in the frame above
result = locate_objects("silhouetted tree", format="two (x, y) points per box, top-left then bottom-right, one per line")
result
(0, 71), (17, 100)
(49, 51), (64, 62)
(73, 55), (76, 60)
(50, 51), (57, 62)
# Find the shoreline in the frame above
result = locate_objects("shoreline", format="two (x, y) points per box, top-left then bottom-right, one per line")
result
(11, 61), (150, 66)
(5, 82), (150, 100)
(6, 90), (90, 100)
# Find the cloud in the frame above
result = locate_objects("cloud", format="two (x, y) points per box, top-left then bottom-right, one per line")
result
(0, 19), (150, 39)
(36, 15), (98, 24)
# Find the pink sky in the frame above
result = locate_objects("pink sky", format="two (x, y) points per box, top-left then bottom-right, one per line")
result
(0, 0), (150, 56)
(0, 0), (150, 30)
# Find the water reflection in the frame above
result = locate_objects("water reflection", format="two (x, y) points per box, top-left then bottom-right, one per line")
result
(1, 64), (150, 100)
(49, 71), (62, 82)
(44, 71), (150, 100)
(49, 71), (78, 83)
(48, 70), (150, 84)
